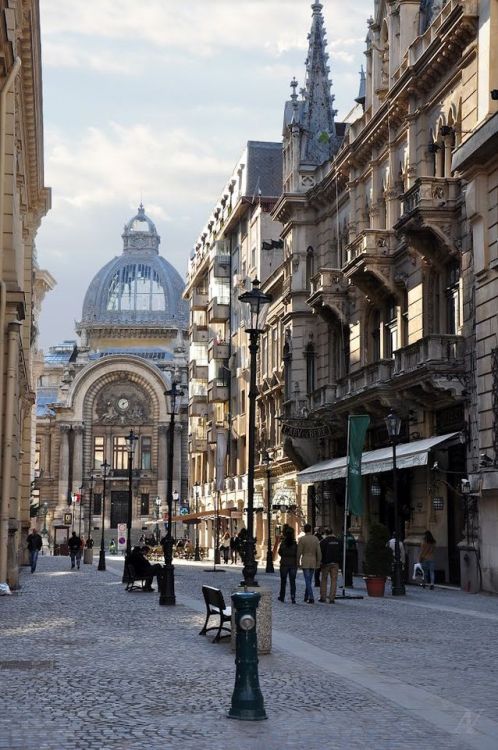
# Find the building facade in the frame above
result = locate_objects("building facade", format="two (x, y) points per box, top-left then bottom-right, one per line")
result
(0, 0), (51, 588)
(35, 207), (189, 551)
(186, 0), (498, 590)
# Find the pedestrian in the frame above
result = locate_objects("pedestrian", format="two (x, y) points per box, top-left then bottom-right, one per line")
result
(297, 523), (322, 604)
(27, 528), (43, 573)
(388, 535), (406, 580)
(319, 529), (341, 603)
(85, 537), (94, 549)
(419, 530), (436, 589)
(314, 527), (323, 588)
(68, 531), (82, 570)
(220, 531), (231, 564)
(109, 539), (116, 555)
(236, 527), (248, 563)
(277, 527), (298, 603)
(229, 534), (237, 564)
(128, 545), (162, 591)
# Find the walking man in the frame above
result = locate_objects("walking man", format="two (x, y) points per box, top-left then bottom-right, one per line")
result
(27, 528), (43, 573)
(68, 531), (83, 569)
(297, 524), (322, 604)
(319, 529), (341, 603)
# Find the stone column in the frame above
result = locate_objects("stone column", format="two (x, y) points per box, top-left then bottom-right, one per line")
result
(57, 425), (71, 514)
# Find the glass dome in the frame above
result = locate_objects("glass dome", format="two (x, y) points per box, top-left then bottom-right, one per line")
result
(79, 206), (188, 328)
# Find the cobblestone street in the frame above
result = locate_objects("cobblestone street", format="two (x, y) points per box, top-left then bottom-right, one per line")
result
(1, 556), (498, 750)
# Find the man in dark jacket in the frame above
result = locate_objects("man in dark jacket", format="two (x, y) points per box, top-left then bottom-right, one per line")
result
(319, 529), (341, 603)
(68, 532), (83, 570)
(128, 546), (162, 591)
(27, 529), (43, 573)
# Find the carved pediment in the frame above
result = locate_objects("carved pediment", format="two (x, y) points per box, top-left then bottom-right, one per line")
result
(94, 381), (150, 425)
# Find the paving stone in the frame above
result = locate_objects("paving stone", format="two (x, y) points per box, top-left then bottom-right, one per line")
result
(0, 556), (496, 749)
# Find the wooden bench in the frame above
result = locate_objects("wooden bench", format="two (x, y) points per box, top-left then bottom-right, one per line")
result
(199, 585), (231, 642)
(124, 562), (149, 592)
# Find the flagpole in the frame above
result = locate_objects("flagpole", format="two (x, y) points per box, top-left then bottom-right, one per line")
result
(341, 417), (350, 598)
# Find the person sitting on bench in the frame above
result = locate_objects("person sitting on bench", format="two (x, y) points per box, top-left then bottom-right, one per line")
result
(128, 545), (162, 591)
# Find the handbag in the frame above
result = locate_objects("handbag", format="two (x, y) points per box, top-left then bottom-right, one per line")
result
(412, 562), (424, 579)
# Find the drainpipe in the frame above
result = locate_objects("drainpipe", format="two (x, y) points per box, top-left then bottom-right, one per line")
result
(0, 58), (21, 586)
(0, 321), (21, 584)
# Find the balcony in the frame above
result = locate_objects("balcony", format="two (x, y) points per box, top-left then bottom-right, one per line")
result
(393, 334), (465, 377)
(191, 289), (209, 310)
(191, 324), (209, 344)
(207, 425), (228, 446)
(208, 340), (229, 360)
(336, 360), (394, 399)
(189, 430), (208, 453)
(208, 381), (229, 402)
(310, 384), (337, 411)
(213, 255), (231, 278)
(342, 230), (397, 301)
(189, 359), (208, 380)
(208, 297), (230, 323)
(394, 177), (461, 263)
(308, 269), (349, 324)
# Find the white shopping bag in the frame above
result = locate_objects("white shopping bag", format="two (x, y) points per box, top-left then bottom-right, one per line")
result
(412, 562), (424, 580)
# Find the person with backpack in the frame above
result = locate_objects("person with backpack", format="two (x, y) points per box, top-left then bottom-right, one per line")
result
(319, 529), (341, 603)
(27, 529), (43, 573)
(68, 531), (83, 570)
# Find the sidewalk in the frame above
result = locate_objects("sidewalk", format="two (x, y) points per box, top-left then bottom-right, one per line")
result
(1, 556), (497, 750)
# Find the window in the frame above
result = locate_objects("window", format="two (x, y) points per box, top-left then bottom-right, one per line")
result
(306, 247), (315, 291)
(370, 310), (381, 362)
(94, 436), (104, 469)
(93, 493), (102, 516)
(384, 298), (398, 358)
(35, 441), (41, 478)
(305, 341), (316, 394)
(141, 436), (152, 470)
(272, 327), (278, 370)
(113, 436), (128, 470)
(140, 493), (150, 515)
(283, 340), (292, 401)
(446, 261), (461, 334)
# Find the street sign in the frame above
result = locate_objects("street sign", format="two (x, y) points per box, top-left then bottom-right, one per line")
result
(179, 506), (189, 516)
(117, 523), (127, 551)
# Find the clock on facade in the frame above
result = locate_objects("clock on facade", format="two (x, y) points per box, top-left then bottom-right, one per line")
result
(117, 397), (129, 412)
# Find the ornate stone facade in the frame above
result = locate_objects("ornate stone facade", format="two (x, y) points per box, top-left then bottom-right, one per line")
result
(35, 208), (188, 549)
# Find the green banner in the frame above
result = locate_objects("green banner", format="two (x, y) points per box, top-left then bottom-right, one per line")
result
(347, 415), (370, 516)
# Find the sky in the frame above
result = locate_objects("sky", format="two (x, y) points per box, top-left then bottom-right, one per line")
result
(36, 0), (372, 349)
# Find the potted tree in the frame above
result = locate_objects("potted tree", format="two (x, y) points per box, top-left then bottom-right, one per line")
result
(363, 523), (393, 597)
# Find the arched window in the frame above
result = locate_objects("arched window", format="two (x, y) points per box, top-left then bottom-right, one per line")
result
(446, 261), (461, 335)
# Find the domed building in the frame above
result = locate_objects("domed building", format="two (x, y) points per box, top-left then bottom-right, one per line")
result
(35, 206), (189, 552)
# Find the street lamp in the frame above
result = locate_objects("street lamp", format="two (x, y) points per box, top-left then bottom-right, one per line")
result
(155, 496), (161, 544)
(78, 484), (84, 537)
(97, 460), (110, 572)
(41, 502), (48, 536)
(159, 377), (183, 605)
(238, 278), (272, 586)
(384, 409), (406, 596)
(261, 450), (274, 573)
(87, 473), (95, 541)
(194, 482), (201, 561)
(173, 489), (180, 542)
(123, 429), (138, 583)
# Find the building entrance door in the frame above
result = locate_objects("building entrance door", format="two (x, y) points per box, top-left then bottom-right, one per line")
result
(110, 491), (129, 528)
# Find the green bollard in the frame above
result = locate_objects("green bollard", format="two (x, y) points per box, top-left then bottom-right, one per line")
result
(227, 591), (267, 721)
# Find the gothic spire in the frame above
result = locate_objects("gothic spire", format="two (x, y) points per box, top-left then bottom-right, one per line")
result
(300, 1), (339, 165)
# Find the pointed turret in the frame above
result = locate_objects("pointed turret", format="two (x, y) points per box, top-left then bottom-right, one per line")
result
(299, 1), (340, 165)
(355, 66), (366, 108)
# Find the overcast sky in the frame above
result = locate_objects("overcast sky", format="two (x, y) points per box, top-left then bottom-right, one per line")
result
(36, 0), (371, 349)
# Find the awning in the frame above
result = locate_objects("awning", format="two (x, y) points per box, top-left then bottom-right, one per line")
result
(170, 508), (236, 523)
(297, 432), (461, 484)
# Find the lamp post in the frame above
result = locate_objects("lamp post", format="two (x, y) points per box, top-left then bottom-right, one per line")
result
(122, 430), (138, 582)
(87, 473), (95, 541)
(78, 484), (84, 537)
(194, 481), (201, 561)
(97, 460), (110, 571)
(155, 496), (161, 544)
(384, 409), (406, 596)
(41, 501), (48, 536)
(214, 491), (221, 565)
(159, 377), (183, 605)
(173, 489), (179, 542)
(238, 278), (272, 587)
(261, 450), (274, 573)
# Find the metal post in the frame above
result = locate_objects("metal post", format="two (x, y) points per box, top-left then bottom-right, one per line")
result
(159, 380), (181, 605)
(78, 485), (83, 537)
(227, 591), (267, 721)
(242, 331), (259, 587)
(87, 474), (94, 540)
(194, 483), (200, 561)
(41, 502), (48, 536)
(391, 438), (406, 596)
(265, 463), (274, 573)
(97, 461), (109, 571)
(214, 490), (221, 565)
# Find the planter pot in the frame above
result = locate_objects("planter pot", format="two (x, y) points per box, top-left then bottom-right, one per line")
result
(364, 576), (386, 597)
